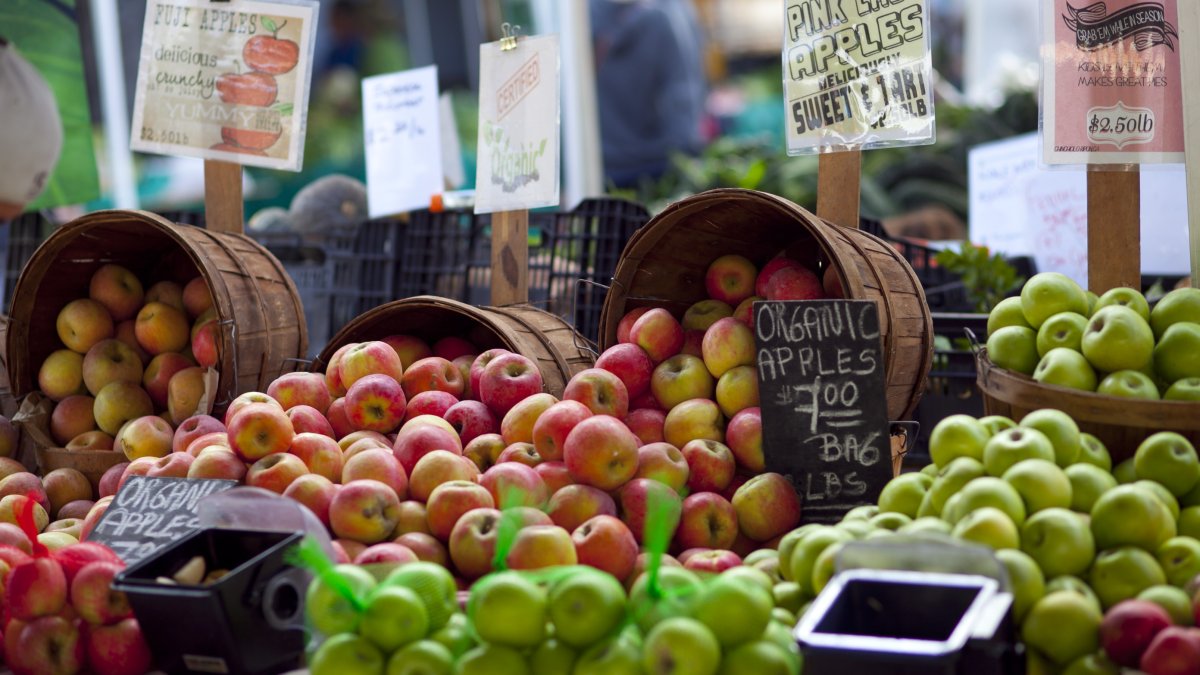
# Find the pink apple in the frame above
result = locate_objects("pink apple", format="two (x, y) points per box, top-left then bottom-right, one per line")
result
(145, 452), (194, 479)
(479, 353), (543, 416)
(563, 415), (639, 491)
(563, 368), (629, 419)
(756, 257), (802, 297)
(681, 439), (736, 493)
(409, 450), (479, 502)
(187, 446), (247, 482)
(382, 334), (432, 371)
(766, 266), (825, 301)
(430, 336), (475, 363)
(1100, 599), (1172, 667)
(676, 492), (739, 550)
(70, 560), (131, 624)
(345, 374), (407, 433)
(663, 398), (724, 448)
(680, 329), (705, 358)
(323, 342), (359, 397)
(443, 400), (497, 445)
(617, 307), (652, 344)
(267, 372), (332, 414)
(227, 402), (295, 462)
(463, 433), (506, 472)
(595, 343), (654, 400)
(500, 394), (557, 447)
(190, 319), (220, 369)
(327, 398), (354, 439)
(619, 478), (683, 543)
(118, 458), (156, 492)
(183, 276), (212, 317)
(469, 349), (511, 401)
(12, 615), (83, 674)
(89, 264), (144, 322)
(342, 448), (407, 499)
(625, 408), (666, 447)
(395, 501), (431, 536)
(701, 317), (755, 378)
(182, 431), (228, 457)
(534, 461), (573, 494)
(732, 473), (802, 541)
(405, 391), (459, 422)
(631, 390), (665, 412)
(86, 617), (152, 675)
(722, 474), (750, 502)
(480, 462), (549, 509)
(140, 352), (192, 410)
(8, 555), (68, 619)
(634, 442), (689, 493)
(80, 498), (113, 541)
(171, 414), (226, 455)
(1140, 626), (1200, 675)
(57, 500), (94, 521)
(506, 524), (577, 570)
(50, 395), (97, 446)
(629, 308), (684, 363)
(222, 392), (283, 427)
(66, 430), (114, 452)
(98, 463), (128, 499)
(329, 479), (402, 544)
(448, 507), (503, 579)
(706, 254), (757, 305)
(0, 522), (31, 552)
(732, 296), (762, 330)
(354, 542), (418, 566)
(452, 355), (476, 399)
(683, 549), (743, 574)
(340, 341), (405, 389)
(394, 532), (448, 566)
(426, 481), (495, 541)
(531, 400), (592, 462)
(401, 356), (466, 400)
(0, 472), (50, 508)
(496, 442), (544, 467)
(573, 514), (638, 581)
(285, 405), (336, 438)
(547, 484), (618, 533)
(245, 453), (308, 493)
(725, 407), (763, 473)
(334, 539), (366, 563)
(281, 474), (336, 527)
(393, 423), (463, 474)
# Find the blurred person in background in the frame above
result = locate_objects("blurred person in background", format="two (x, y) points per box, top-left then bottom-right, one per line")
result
(590, 0), (708, 188)
(0, 36), (62, 221)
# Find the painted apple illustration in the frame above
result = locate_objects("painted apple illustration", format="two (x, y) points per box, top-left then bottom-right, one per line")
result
(244, 17), (300, 75)
(216, 70), (278, 107)
(209, 143), (268, 156)
(220, 127), (283, 150)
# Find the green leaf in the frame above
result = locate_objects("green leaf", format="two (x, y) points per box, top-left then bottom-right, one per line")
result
(261, 16), (278, 34)
(274, 102), (294, 116)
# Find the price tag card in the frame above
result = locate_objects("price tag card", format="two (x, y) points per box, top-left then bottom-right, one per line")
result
(1042, 0), (1185, 165)
(781, 0), (935, 155)
(362, 66), (443, 217)
(88, 477), (237, 565)
(754, 300), (892, 523)
(130, 0), (319, 171)
(474, 34), (560, 214)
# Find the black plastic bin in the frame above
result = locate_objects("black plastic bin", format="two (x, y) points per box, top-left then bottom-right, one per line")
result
(113, 528), (308, 675)
(907, 313), (989, 467)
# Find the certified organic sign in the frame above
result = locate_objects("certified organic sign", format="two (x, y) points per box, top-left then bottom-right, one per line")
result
(474, 34), (560, 214)
(130, 0), (318, 171)
(781, 0), (935, 154)
(1043, 0), (1185, 164)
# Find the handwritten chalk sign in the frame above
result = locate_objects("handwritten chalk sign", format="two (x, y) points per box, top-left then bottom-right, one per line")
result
(754, 300), (892, 524)
(362, 65), (444, 217)
(88, 477), (237, 565)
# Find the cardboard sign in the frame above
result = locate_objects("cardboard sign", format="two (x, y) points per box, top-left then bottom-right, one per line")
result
(781, 0), (935, 154)
(130, 0), (318, 171)
(362, 66), (444, 217)
(474, 34), (560, 214)
(969, 132), (1191, 287)
(1042, 0), (1185, 164)
(88, 477), (237, 565)
(754, 300), (892, 523)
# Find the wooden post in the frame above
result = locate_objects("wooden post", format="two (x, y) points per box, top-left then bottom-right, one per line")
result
(490, 209), (529, 305)
(1181, 1), (1200, 282)
(203, 160), (244, 234)
(816, 151), (862, 229)
(1086, 168), (1141, 293)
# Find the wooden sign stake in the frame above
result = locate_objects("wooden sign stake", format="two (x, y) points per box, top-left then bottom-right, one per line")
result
(816, 150), (862, 229)
(490, 209), (529, 306)
(203, 159), (244, 234)
(1086, 167), (1141, 293)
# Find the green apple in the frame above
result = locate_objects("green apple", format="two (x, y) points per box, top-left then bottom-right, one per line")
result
(921, 463), (940, 476)
(1061, 653), (1120, 675)
(743, 550), (777, 568)
(811, 543), (844, 595)
(1137, 585), (1195, 626)
(1034, 348), (1098, 392)
(1156, 536), (1200, 587)
(1089, 546), (1166, 609)
(429, 613), (475, 657)
(1164, 377), (1200, 401)
(1020, 409), (1083, 467)
(359, 585), (429, 653)
(718, 640), (800, 675)
(306, 564), (377, 636)
(467, 571), (548, 648)
(863, 529), (895, 541)
(899, 517), (953, 536)
(1181, 479), (1200, 507)
(979, 415), (1017, 435)
(1075, 432), (1112, 471)
(1045, 576), (1103, 613)
(941, 492), (966, 524)
(1026, 649), (1057, 675)
(456, 644), (529, 675)
(573, 634), (642, 675)
(996, 549), (1045, 622)
(721, 567), (774, 596)
(915, 490), (939, 518)
(1134, 431), (1200, 496)
(531, 639), (578, 675)
(952, 506), (1018, 550)
(1064, 463), (1117, 513)
(834, 519), (873, 539)
(693, 573), (773, 647)
(1135, 479), (1181, 519)
(629, 567), (703, 633)
(1020, 590), (1101, 665)
(1113, 457), (1138, 484)
(309, 633), (385, 675)
(1086, 291), (1100, 316)
(1021, 507), (1095, 577)
(771, 607), (797, 626)
(989, 296), (1033, 333)
(773, 582), (804, 614)
(1095, 287), (1150, 321)
(776, 525), (822, 578)
(956, 476), (1028, 526)
(383, 561), (459, 631)
(641, 617), (721, 675)
(841, 505), (878, 521)
(548, 567), (627, 648)
(1097, 370), (1160, 400)
(1091, 485), (1176, 551)
(928, 415), (990, 466)
(1149, 287), (1200, 339)
(988, 326), (1040, 375)
(1154, 322), (1200, 384)
(789, 528), (852, 597)
(926, 457), (986, 516)
(1003, 459), (1072, 513)
(1180, 506), (1200, 538)
(868, 512), (911, 531)
(1036, 312), (1088, 357)
(762, 620), (803, 663)
(983, 427), (1056, 477)
(1021, 272), (1089, 328)
(1081, 305), (1155, 373)
(877, 472), (932, 518)
(387, 640), (454, 675)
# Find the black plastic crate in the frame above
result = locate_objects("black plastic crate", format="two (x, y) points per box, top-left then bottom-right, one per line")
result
(908, 313), (989, 467)
(3, 211), (53, 311)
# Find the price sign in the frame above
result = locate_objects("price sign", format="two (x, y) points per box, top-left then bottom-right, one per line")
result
(87, 477), (236, 565)
(1043, 0), (1185, 164)
(129, 0), (318, 171)
(754, 300), (892, 524)
(362, 66), (443, 217)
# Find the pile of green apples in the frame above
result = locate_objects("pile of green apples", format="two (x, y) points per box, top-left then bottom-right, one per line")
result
(782, 407), (1200, 673)
(985, 273), (1200, 399)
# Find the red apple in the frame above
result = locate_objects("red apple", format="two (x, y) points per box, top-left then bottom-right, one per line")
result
(86, 617), (153, 675)
(433, 337), (477, 362)
(626, 552), (682, 588)
(13, 615), (83, 674)
(245, 453), (307, 493)
(382, 335), (432, 371)
(393, 423), (463, 474)
(469, 349), (511, 400)
(676, 492), (738, 550)
(755, 257), (802, 297)
(401, 357), (465, 401)
(57, 500), (95, 521)
(405, 391), (459, 422)
(617, 307), (652, 344)
(340, 341), (405, 390)
(0, 522), (31, 552)
(327, 397), (354, 439)
(183, 277), (212, 318)
(725, 407), (764, 473)
(625, 408), (666, 446)
(50, 395), (97, 446)
(534, 461), (573, 494)
(52, 541), (122, 585)
(190, 320), (220, 369)
(531, 400), (592, 462)
(285, 405), (336, 438)
(283, 474), (337, 527)
(426, 480), (495, 541)
(1102, 599), (1173, 667)
(443, 400), (498, 445)
(1140, 626), (1200, 675)
(222, 391), (283, 427)
(70, 560), (131, 624)
(169, 415), (224, 456)
(63, 431), (112, 453)
(329, 479), (402, 544)
(547, 484), (617, 533)
(766, 266), (824, 301)
(595, 343), (654, 400)
(267, 371), (332, 414)
(394, 532), (448, 566)
(634, 442), (689, 493)
(342, 447), (408, 498)
(563, 368), (629, 419)
(506, 524), (577, 570)
(479, 353), (543, 416)
(732, 473), (802, 542)
(572, 514), (638, 581)
(619, 478), (683, 543)
(8, 556), (68, 619)
(354, 542), (418, 566)
(394, 500), (431, 536)
(463, 434), (505, 472)
(0, 472), (50, 509)
(496, 443), (544, 467)
(681, 439), (736, 493)
(563, 415), (639, 491)
(285, 433), (343, 482)
(732, 296), (762, 330)
(345, 374), (407, 434)
(145, 451), (194, 479)
(705, 254), (757, 306)
(452, 355), (476, 399)
(184, 431), (229, 457)
(228, 402), (295, 462)
(323, 342), (359, 397)
(187, 446), (247, 482)
(448, 507), (503, 579)
(98, 463), (128, 499)
(630, 309), (685, 363)
(479, 462), (548, 509)
(683, 549), (743, 574)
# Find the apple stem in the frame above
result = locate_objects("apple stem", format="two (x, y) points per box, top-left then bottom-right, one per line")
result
(273, 20), (287, 38)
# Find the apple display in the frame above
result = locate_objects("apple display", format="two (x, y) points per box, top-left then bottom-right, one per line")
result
(479, 353), (543, 416)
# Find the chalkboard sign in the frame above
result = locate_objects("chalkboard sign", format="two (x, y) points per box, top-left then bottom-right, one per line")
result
(88, 477), (237, 564)
(754, 300), (892, 524)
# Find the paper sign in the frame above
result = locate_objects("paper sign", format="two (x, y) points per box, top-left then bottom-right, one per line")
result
(88, 477), (237, 565)
(474, 34), (560, 214)
(754, 300), (892, 524)
(1042, 0), (1185, 164)
(362, 66), (443, 217)
(970, 132), (1191, 287)
(781, 0), (935, 154)
(440, 92), (466, 189)
(130, 0), (318, 171)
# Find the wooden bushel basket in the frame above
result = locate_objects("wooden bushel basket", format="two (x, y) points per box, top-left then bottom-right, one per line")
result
(976, 349), (1200, 463)
(312, 296), (594, 398)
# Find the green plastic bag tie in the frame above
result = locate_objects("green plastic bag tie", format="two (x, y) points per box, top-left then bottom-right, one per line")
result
(286, 535), (367, 612)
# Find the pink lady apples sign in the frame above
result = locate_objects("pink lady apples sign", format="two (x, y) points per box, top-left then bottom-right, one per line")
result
(1043, 1), (1186, 164)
